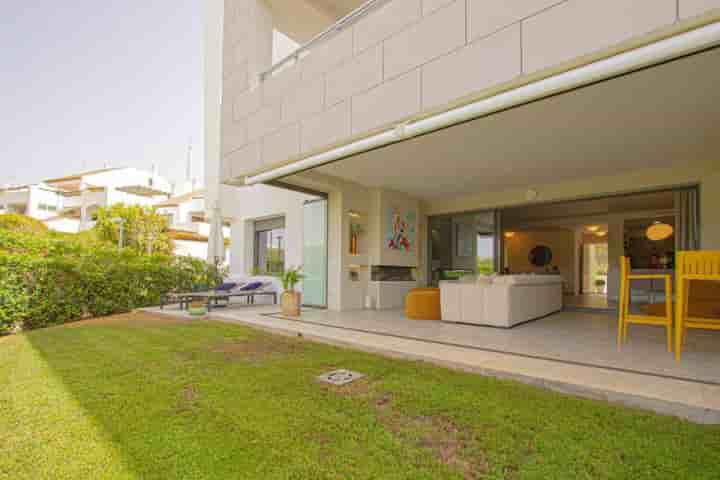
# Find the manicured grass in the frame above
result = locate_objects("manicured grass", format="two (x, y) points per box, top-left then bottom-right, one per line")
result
(1, 313), (719, 479)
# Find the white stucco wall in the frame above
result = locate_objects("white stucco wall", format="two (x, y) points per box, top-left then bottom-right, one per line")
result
(222, 184), (318, 277)
(174, 240), (210, 260)
(43, 217), (82, 233)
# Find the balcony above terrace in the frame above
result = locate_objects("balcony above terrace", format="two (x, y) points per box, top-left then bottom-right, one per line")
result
(219, 0), (720, 184)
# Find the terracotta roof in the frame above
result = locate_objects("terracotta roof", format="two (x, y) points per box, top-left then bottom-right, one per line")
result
(167, 229), (208, 243)
(155, 190), (205, 207)
(116, 185), (170, 197)
(55, 183), (105, 196)
(0, 185), (30, 192)
(44, 167), (123, 184)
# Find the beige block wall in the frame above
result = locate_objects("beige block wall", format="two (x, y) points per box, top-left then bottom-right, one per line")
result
(421, 23), (521, 110)
(353, 0), (422, 54)
(261, 123), (300, 167)
(467, 0), (560, 42)
(680, 0), (720, 19)
(220, 0), (720, 182)
(351, 69), (421, 135)
(522, 0), (677, 73)
(382, 0), (466, 80)
(300, 101), (352, 153)
(281, 76), (325, 124)
(325, 45), (383, 107)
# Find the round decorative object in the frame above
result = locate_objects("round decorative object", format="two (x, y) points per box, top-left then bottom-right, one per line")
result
(646, 222), (673, 241)
(529, 245), (553, 267)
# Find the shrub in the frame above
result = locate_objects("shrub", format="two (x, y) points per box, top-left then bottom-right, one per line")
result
(0, 228), (222, 333)
(0, 213), (48, 235)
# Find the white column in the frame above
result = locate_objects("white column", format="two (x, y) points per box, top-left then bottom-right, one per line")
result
(701, 169), (720, 249)
(606, 217), (625, 301)
(204, 0), (225, 215)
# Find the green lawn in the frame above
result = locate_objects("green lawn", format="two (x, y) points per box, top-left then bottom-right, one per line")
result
(1, 313), (719, 479)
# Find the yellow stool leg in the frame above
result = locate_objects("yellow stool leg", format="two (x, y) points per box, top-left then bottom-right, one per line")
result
(617, 274), (626, 348)
(665, 276), (672, 353)
(622, 281), (630, 342)
(675, 278), (685, 361)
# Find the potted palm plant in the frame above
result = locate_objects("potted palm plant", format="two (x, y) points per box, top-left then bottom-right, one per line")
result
(281, 266), (305, 317)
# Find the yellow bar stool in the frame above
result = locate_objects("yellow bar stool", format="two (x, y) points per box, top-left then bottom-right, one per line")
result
(675, 251), (720, 361)
(617, 257), (673, 352)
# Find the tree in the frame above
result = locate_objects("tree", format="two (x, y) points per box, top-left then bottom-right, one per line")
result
(93, 204), (173, 256)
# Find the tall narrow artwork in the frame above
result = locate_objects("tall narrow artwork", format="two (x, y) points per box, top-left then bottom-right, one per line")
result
(385, 207), (416, 252)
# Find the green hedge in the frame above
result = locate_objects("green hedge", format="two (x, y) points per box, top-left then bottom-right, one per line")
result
(0, 228), (221, 334)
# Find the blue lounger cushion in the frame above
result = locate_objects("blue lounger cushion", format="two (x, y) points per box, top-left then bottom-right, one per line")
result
(239, 281), (263, 291)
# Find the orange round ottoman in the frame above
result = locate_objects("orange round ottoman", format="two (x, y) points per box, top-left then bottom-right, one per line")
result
(405, 288), (441, 320)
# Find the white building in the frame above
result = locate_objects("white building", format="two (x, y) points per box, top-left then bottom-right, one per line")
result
(0, 183), (64, 220)
(0, 167), (173, 233)
(156, 189), (233, 261)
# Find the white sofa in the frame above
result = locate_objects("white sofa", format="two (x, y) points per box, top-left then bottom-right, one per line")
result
(440, 275), (563, 328)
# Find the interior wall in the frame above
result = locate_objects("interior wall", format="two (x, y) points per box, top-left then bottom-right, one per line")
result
(701, 170), (720, 249)
(505, 230), (575, 293)
(371, 189), (421, 268)
(284, 171), (426, 310)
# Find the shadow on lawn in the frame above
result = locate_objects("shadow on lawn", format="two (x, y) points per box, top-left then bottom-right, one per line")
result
(22, 312), (260, 479)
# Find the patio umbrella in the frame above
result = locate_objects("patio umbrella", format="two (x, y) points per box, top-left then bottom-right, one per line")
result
(207, 201), (225, 266)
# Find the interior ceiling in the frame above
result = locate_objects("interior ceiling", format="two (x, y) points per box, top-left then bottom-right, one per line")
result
(266, 0), (366, 43)
(314, 47), (720, 201)
(625, 216), (675, 229)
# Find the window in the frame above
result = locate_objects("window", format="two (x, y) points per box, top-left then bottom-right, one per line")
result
(254, 217), (285, 275)
(38, 203), (57, 212)
(477, 234), (495, 275)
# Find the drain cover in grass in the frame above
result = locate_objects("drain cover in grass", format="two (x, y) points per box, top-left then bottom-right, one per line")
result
(317, 369), (365, 386)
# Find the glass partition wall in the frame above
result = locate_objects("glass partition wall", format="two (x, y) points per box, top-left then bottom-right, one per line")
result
(428, 210), (499, 286)
(302, 198), (328, 307)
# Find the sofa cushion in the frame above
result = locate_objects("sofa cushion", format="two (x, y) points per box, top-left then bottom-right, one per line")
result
(493, 274), (563, 286)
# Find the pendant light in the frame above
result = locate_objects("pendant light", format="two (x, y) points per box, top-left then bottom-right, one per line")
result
(646, 221), (673, 241)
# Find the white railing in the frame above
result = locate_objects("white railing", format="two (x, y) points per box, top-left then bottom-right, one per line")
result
(259, 0), (390, 81)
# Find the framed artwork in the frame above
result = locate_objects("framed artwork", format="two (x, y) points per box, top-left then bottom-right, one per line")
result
(385, 207), (416, 252)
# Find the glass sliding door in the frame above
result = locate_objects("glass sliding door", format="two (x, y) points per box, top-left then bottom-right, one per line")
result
(428, 210), (498, 285)
(254, 217), (286, 275)
(476, 234), (495, 274)
(302, 199), (328, 307)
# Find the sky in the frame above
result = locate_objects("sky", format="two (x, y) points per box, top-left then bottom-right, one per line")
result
(0, 0), (205, 186)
